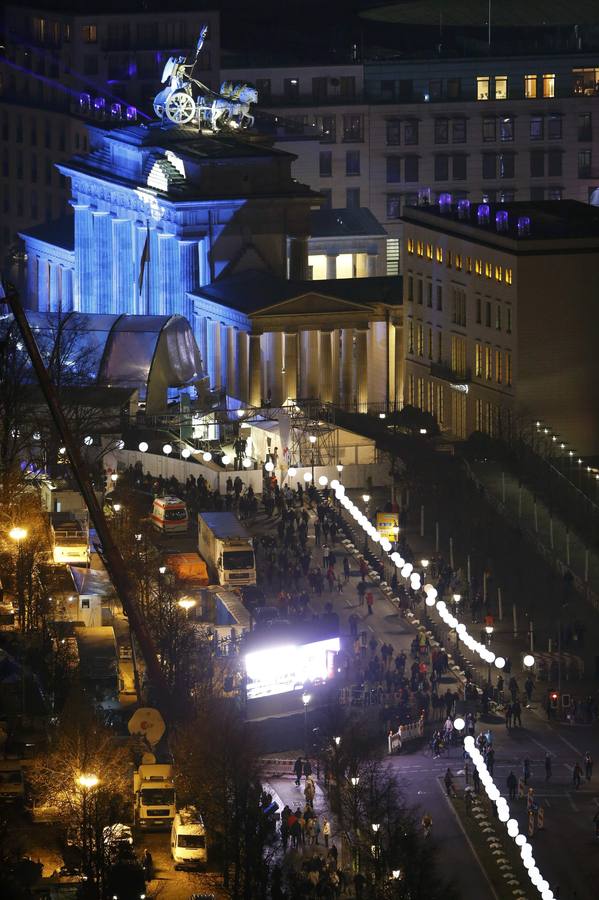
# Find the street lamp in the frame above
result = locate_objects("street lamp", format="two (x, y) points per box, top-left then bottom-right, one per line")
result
(158, 565), (167, 575)
(77, 773), (99, 880)
(302, 692), (311, 756)
(523, 654), (535, 668)
(9, 527), (28, 634)
(334, 735), (341, 746)
(77, 774), (99, 790)
(484, 624), (494, 645)
(9, 526), (27, 543)
(178, 597), (196, 618)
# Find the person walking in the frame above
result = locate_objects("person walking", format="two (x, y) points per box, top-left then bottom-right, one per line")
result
(545, 753), (552, 781)
(573, 762), (583, 790)
(486, 747), (495, 777)
(513, 699), (522, 727)
(444, 767), (456, 798)
(472, 767), (481, 794)
(505, 703), (513, 729)
(343, 556), (351, 582)
(142, 848), (153, 881)
(322, 816), (331, 849)
(294, 756), (303, 786)
(366, 590), (374, 616)
(507, 771), (517, 800)
(524, 675), (534, 703)
(585, 751), (594, 781)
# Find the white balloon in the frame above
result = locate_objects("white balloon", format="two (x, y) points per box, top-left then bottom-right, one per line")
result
(425, 596), (436, 607)
(495, 657), (506, 669)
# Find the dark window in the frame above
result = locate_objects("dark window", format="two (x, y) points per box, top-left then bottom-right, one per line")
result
(452, 117), (466, 142)
(256, 78), (271, 102)
(312, 77), (327, 102)
(434, 154), (449, 180)
(387, 194), (401, 218)
(548, 115), (562, 140)
(386, 156), (401, 183)
(436, 285), (443, 311)
(548, 150), (562, 176)
(447, 78), (461, 99)
(434, 118), (448, 143)
(398, 79), (413, 100)
(482, 118), (496, 142)
(346, 187), (360, 209)
(482, 152), (496, 179)
(530, 150), (545, 177)
(499, 117), (514, 141)
(346, 149), (360, 176)
(16, 116), (23, 144)
(83, 55), (98, 76)
(342, 114), (363, 142)
(429, 79), (442, 100)
(578, 149), (591, 177)
(1, 151), (8, 177)
(380, 80), (396, 101)
(386, 118), (401, 145)
(530, 186), (545, 201)
(320, 188), (332, 209)
(578, 113), (592, 141)
(339, 76), (356, 100)
(404, 119), (418, 145)
(530, 116), (543, 140)
(499, 152), (515, 179)
(452, 154), (467, 180)
(485, 301), (492, 327)
(404, 155), (419, 182)
(319, 151), (332, 177)
(284, 78), (300, 101)
(31, 122), (37, 146)
(476, 297), (482, 323)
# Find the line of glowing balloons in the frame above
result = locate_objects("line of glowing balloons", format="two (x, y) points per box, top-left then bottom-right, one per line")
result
(460, 733), (554, 900)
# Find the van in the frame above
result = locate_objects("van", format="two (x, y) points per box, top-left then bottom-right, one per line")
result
(170, 806), (207, 870)
(0, 762), (25, 803)
(151, 497), (189, 534)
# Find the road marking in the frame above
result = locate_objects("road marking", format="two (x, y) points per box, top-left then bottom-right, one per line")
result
(530, 737), (553, 754)
(568, 794), (580, 812)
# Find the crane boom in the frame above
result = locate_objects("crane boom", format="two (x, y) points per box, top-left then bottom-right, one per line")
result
(4, 287), (168, 703)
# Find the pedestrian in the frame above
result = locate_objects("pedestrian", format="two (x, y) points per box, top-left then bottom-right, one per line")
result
(523, 757), (531, 785)
(294, 756), (303, 786)
(322, 816), (331, 849)
(444, 767), (456, 798)
(142, 848), (153, 881)
(507, 771), (517, 800)
(545, 753), (552, 781)
(472, 767), (481, 794)
(343, 556), (351, 582)
(366, 591), (374, 615)
(303, 759), (312, 780)
(329, 842), (338, 868)
(304, 776), (315, 807)
(585, 751), (594, 780)
(505, 703), (513, 729)
(513, 699), (522, 727)
(486, 747), (495, 776)
(357, 581), (367, 606)
(573, 762), (583, 789)
(525, 676), (534, 703)
(353, 872), (366, 899)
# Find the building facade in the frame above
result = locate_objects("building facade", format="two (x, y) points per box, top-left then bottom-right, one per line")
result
(401, 199), (599, 455)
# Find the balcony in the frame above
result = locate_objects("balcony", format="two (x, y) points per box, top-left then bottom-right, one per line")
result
(430, 362), (472, 384)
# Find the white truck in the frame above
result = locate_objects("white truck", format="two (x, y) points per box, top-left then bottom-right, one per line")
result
(198, 512), (256, 587)
(133, 760), (176, 830)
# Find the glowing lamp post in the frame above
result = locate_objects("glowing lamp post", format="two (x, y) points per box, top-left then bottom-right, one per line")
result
(77, 773), (99, 877)
(10, 526), (28, 634)
(178, 597), (196, 618)
(302, 691), (311, 756)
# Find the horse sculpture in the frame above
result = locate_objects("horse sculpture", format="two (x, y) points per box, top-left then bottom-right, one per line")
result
(152, 26), (258, 132)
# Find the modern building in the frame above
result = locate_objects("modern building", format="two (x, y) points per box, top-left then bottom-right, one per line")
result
(222, 50), (599, 269)
(401, 198), (599, 455)
(0, 3), (220, 257)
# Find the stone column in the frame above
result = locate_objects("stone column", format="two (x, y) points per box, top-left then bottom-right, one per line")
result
(157, 233), (179, 317)
(62, 268), (74, 312)
(93, 211), (111, 314)
(284, 331), (298, 402)
(319, 329), (333, 403)
(340, 328), (354, 406)
(237, 331), (249, 402)
(134, 222), (149, 315)
(271, 331), (284, 405)
(305, 330), (320, 397)
(179, 240), (199, 321)
(48, 263), (59, 312)
(37, 259), (49, 312)
(356, 328), (368, 411)
(112, 219), (134, 316)
(367, 254), (377, 277)
(326, 254), (337, 280)
(249, 333), (262, 406)
(205, 318), (215, 387)
(226, 326), (237, 398)
(212, 321), (223, 388)
(289, 237), (308, 280)
(148, 227), (162, 315)
(331, 329), (340, 403)
(73, 203), (93, 312)
(196, 316), (208, 379)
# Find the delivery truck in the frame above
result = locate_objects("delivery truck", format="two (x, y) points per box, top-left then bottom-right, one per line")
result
(198, 512), (256, 586)
(133, 759), (176, 829)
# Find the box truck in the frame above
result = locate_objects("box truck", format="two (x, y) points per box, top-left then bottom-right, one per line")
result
(133, 760), (176, 829)
(198, 512), (256, 586)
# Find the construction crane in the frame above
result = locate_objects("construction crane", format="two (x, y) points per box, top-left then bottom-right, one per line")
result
(3, 286), (168, 704)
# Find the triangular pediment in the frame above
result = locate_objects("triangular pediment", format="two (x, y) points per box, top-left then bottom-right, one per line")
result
(252, 291), (370, 317)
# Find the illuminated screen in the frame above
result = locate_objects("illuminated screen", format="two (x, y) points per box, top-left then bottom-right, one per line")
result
(245, 637), (340, 700)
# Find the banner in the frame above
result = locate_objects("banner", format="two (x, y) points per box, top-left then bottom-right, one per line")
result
(376, 511), (399, 541)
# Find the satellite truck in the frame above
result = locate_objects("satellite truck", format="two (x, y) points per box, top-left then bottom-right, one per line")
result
(198, 511), (256, 586)
(129, 707), (176, 830)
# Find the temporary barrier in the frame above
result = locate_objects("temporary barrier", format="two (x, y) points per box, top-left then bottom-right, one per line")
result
(528, 810), (535, 836)
(537, 806), (544, 830)
(518, 778), (525, 799)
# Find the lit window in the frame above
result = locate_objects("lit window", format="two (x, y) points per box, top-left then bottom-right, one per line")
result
(427, 326), (433, 360)
(82, 24), (97, 43)
(485, 345), (492, 380)
(524, 75), (537, 98)
(485, 261), (492, 278)
(466, 256), (472, 274)
(407, 238), (414, 254)
(495, 265), (502, 282)
(417, 241), (424, 257)
(495, 76), (508, 100)
(455, 254), (462, 271)
(506, 351), (512, 386)
(477, 76), (490, 101)
(475, 343), (483, 377)
(543, 74), (555, 98)
(495, 351), (503, 383)
(436, 246), (443, 263)
(446, 250), (452, 268)
(416, 322), (424, 356)
(475, 259), (483, 275)
(426, 243), (433, 259)
(505, 268), (513, 285)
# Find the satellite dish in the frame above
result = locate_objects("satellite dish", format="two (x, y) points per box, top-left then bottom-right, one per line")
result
(127, 707), (166, 747)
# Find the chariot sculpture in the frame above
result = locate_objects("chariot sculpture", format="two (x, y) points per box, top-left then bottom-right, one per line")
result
(153, 26), (258, 132)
